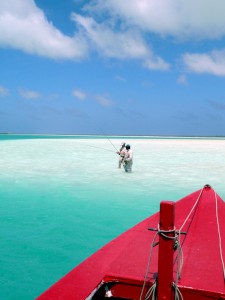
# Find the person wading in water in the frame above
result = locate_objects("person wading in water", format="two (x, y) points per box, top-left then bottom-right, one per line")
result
(123, 144), (133, 173)
(116, 142), (126, 168)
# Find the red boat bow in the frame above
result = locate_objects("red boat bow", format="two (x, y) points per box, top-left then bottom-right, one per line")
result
(37, 185), (225, 299)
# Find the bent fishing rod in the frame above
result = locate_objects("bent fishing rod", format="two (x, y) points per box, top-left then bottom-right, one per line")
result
(96, 126), (119, 152)
(79, 119), (120, 153)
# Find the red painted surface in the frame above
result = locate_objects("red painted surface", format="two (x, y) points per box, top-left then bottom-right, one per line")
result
(158, 201), (175, 300)
(36, 186), (225, 299)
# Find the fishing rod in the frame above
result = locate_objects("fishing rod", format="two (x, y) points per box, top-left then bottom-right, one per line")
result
(81, 118), (120, 153)
(104, 135), (118, 152)
(96, 125), (119, 152)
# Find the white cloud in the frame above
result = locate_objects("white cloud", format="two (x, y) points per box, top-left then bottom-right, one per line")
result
(71, 13), (169, 70)
(115, 76), (126, 82)
(182, 50), (225, 76)
(87, 0), (225, 40)
(0, 0), (169, 68)
(0, 0), (87, 60)
(95, 95), (113, 107)
(2, 0), (225, 75)
(144, 57), (170, 71)
(177, 74), (188, 85)
(19, 89), (41, 99)
(0, 85), (9, 96)
(72, 89), (87, 100)
(71, 13), (149, 59)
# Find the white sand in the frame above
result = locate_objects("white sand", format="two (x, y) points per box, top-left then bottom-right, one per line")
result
(1, 137), (225, 198)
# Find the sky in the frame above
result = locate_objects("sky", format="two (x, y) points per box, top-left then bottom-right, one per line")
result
(1, 0), (225, 136)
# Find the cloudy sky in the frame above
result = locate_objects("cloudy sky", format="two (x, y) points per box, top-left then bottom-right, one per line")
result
(1, 0), (225, 136)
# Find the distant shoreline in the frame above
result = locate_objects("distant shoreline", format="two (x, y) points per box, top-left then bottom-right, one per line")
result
(1, 132), (225, 139)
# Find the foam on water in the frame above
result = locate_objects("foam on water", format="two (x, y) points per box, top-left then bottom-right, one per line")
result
(1, 136), (225, 299)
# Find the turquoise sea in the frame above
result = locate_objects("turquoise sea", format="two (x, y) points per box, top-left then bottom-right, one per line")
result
(1, 135), (225, 300)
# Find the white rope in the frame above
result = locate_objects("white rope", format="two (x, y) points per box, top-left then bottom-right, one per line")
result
(214, 191), (225, 280)
(139, 232), (158, 300)
(157, 224), (177, 240)
(140, 189), (203, 299)
(175, 241), (184, 281)
(172, 282), (184, 300)
(144, 281), (157, 300)
(140, 186), (213, 300)
(175, 186), (225, 284)
(179, 187), (204, 233)
(174, 187), (204, 281)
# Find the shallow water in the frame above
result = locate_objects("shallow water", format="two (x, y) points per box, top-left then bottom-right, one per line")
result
(1, 136), (225, 299)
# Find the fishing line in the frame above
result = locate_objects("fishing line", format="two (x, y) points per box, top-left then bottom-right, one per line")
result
(105, 135), (118, 152)
(96, 125), (119, 152)
(86, 144), (116, 153)
(78, 115), (120, 153)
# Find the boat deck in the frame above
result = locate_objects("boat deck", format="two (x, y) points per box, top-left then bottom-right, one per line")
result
(37, 185), (225, 300)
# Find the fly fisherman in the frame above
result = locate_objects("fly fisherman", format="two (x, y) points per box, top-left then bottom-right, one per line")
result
(116, 142), (126, 168)
(123, 144), (133, 173)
